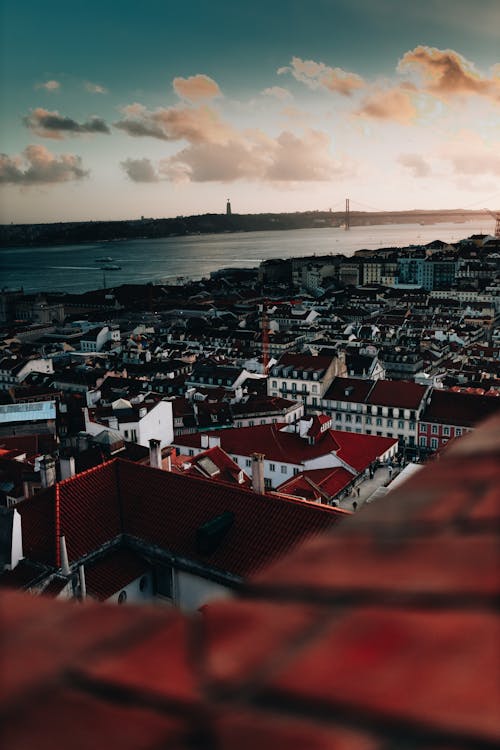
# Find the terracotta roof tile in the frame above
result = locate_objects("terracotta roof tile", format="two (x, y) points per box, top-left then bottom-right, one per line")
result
(84, 548), (150, 601)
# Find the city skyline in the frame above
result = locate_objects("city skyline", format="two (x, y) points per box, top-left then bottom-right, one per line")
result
(1, 0), (499, 223)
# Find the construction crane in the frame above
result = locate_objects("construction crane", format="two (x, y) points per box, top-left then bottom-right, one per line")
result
(483, 209), (500, 238)
(261, 301), (270, 373)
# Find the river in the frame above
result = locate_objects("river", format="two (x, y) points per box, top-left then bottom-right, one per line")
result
(0, 219), (489, 294)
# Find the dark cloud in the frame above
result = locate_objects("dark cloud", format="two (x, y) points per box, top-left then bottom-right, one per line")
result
(0, 145), (89, 185)
(23, 108), (110, 139)
(121, 158), (159, 182)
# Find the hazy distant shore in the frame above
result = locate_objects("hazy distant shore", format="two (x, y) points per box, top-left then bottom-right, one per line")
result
(0, 209), (489, 249)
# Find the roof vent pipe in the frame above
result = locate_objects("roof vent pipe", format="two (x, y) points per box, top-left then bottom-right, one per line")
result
(59, 535), (70, 576)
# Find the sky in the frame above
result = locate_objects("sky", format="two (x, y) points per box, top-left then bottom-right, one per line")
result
(1, 0), (499, 223)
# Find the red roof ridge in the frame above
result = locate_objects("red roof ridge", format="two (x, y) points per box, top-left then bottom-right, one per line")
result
(58, 458), (118, 488)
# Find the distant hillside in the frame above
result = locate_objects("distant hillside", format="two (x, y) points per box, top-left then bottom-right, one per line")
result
(0, 209), (490, 248)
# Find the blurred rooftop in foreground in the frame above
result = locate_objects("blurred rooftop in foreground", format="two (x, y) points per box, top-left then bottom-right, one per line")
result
(1, 415), (499, 750)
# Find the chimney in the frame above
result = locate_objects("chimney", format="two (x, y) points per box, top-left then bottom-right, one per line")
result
(251, 452), (265, 494)
(60, 455), (76, 481)
(149, 438), (162, 469)
(59, 535), (70, 576)
(78, 564), (87, 601)
(163, 446), (173, 472)
(40, 456), (56, 488)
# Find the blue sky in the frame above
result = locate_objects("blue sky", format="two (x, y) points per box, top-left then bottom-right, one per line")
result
(1, 0), (499, 222)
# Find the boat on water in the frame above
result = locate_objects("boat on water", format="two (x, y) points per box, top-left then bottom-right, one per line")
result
(95, 257), (113, 262)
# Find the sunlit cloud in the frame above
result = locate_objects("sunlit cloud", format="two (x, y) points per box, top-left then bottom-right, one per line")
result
(35, 80), (60, 92)
(278, 56), (365, 96)
(23, 108), (110, 139)
(172, 74), (222, 102)
(356, 87), (417, 124)
(158, 128), (354, 184)
(0, 144), (88, 185)
(262, 86), (293, 100)
(84, 81), (108, 94)
(114, 103), (234, 144)
(398, 46), (500, 103)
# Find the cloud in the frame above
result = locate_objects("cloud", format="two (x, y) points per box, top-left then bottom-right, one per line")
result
(440, 132), (500, 176)
(356, 87), (417, 124)
(262, 86), (293, 101)
(158, 128), (353, 184)
(23, 108), (110, 139)
(35, 80), (60, 92)
(84, 81), (108, 94)
(397, 153), (432, 177)
(114, 103), (235, 144)
(172, 74), (222, 102)
(278, 56), (365, 96)
(121, 158), (159, 182)
(0, 144), (89, 185)
(398, 46), (500, 103)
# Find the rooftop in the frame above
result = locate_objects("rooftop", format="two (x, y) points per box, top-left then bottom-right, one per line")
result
(2, 414), (499, 749)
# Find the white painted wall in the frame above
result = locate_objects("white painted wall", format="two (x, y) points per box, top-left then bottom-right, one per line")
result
(138, 400), (173, 448)
(105, 572), (154, 605)
(175, 569), (232, 612)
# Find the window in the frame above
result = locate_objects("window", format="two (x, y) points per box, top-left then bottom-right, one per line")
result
(431, 425), (438, 435)
(355, 415), (361, 423)
(124, 430), (129, 439)
(155, 566), (173, 598)
(345, 414), (352, 422)
(189, 449), (194, 456)
(387, 419), (393, 427)
(312, 385), (318, 394)
(443, 426), (450, 436)
(455, 428), (462, 436)
(269, 463), (276, 471)
(420, 423), (427, 432)
(431, 438), (438, 450)
(398, 420), (404, 429)
(366, 416), (372, 425)
(336, 413), (341, 421)
(131, 429), (137, 442)
(376, 418), (382, 426)
(312, 397), (317, 406)
(271, 380), (277, 388)
(245, 459), (251, 467)
(118, 591), (127, 605)
(293, 468), (300, 475)
(420, 437), (427, 447)
(264, 478), (272, 489)
(281, 465), (287, 474)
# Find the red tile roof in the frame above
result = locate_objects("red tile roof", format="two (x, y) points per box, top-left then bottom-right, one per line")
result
(422, 389), (500, 427)
(277, 467), (354, 502)
(17, 459), (343, 579)
(118, 461), (342, 577)
(367, 379), (428, 409)
(84, 548), (149, 601)
(174, 423), (397, 471)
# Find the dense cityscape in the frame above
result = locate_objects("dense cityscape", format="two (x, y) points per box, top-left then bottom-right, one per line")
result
(1, 0), (499, 747)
